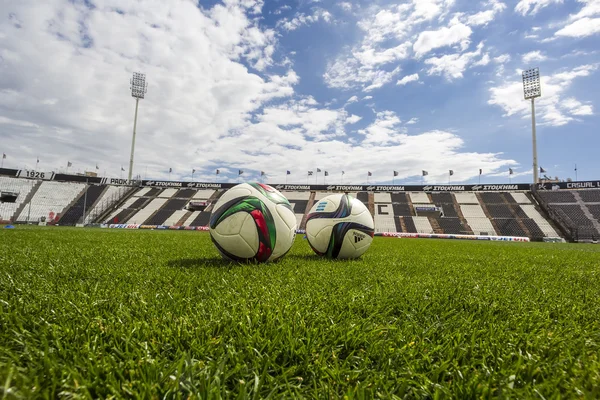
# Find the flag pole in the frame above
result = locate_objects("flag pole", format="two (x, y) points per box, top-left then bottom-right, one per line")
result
(575, 164), (578, 181)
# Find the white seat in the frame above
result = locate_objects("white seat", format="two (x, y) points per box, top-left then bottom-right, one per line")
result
(374, 193), (392, 203)
(454, 192), (479, 204)
(134, 187), (151, 197)
(510, 192), (531, 204)
(164, 209), (189, 226)
(460, 204), (487, 218)
(0, 177), (37, 221)
(183, 211), (201, 226)
(374, 215), (397, 233)
(409, 192), (431, 204)
(192, 190), (215, 199)
(158, 188), (178, 198)
(520, 204), (559, 237)
(413, 216), (434, 233)
(17, 181), (85, 222)
(466, 217), (496, 235)
(126, 198), (168, 224)
(85, 186), (129, 223)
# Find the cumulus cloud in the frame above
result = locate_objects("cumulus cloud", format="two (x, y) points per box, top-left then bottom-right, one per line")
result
(277, 8), (333, 31)
(397, 73), (420, 85)
(466, 0), (507, 26)
(515, 0), (563, 16)
(413, 21), (473, 58)
(0, 0), (531, 183)
(488, 64), (597, 126)
(424, 42), (487, 80)
(555, 17), (600, 37)
(522, 50), (547, 64)
(324, 0), (455, 91)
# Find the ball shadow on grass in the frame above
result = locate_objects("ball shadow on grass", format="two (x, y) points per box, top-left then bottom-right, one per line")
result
(166, 257), (241, 269)
(167, 253), (327, 269)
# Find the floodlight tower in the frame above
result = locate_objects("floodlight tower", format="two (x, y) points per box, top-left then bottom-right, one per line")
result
(522, 68), (541, 184)
(128, 72), (148, 183)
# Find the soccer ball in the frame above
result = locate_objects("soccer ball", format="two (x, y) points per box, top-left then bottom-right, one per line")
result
(305, 194), (375, 259)
(209, 183), (297, 262)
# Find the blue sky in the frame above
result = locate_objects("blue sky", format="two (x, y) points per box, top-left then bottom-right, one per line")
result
(0, 0), (599, 184)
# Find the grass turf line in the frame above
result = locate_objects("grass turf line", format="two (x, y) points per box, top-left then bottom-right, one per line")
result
(0, 227), (599, 398)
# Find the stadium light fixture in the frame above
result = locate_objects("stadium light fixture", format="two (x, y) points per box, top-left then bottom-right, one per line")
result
(128, 72), (148, 183)
(522, 67), (541, 185)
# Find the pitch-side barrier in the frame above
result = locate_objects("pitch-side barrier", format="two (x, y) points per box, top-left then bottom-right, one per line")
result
(375, 232), (530, 242)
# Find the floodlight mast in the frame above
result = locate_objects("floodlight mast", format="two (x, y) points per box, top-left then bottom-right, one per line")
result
(522, 67), (541, 185)
(128, 72), (147, 184)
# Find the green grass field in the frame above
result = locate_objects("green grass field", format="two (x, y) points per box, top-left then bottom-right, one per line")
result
(1, 227), (599, 398)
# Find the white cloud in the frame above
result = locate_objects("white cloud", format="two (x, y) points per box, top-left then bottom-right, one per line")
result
(0, 0), (294, 178)
(338, 2), (353, 11)
(0, 0), (534, 183)
(515, 0), (563, 16)
(413, 21), (472, 57)
(474, 53), (491, 66)
(277, 8), (333, 31)
(346, 114), (362, 124)
(494, 54), (511, 63)
(346, 95), (359, 104)
(406, 117), (419, 124)
(358, 111), (404, 145)
(466, 0), (507, 26)
(561, 97), (593, 115)
(424, 42), (486, 80)
(488, 64), (597, 126)
(324, 0), (456, 91)
(522, 50), (547, 64)
(397, 73), (420, 85)
(555, 17), (600, 37)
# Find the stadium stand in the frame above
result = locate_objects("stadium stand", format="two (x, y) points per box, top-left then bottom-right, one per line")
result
(164, 210), (189, 227)
(158, 188), (178, 198)
(17, 181), (85, 223)
(409, 192), (430, 204)
(454, 192), (479, 204)
(0, 177), (38, 222)
(284, 191), (312, 229)
(413, 216), (434, 233)
(374, 193), (396, 233)
(59, 185), (106, 225)
(467, 218), (496, 236)
(185, 190), (225, 227)
(144, 198), (189, 225)
(495, 218), (527, 237)
(519, 204), (559, 237)
(403, 217), (417, 233)
(579, 190), (600, 203)
(173, 189), (195, 198)
(84, 185), (130, 224)
(127, 198), (168, 224)
(6, 169), (600, 243)
(192, 190), (215, 199)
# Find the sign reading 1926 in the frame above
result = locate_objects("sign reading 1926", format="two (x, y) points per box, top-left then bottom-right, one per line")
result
(17, 170), (56, 180)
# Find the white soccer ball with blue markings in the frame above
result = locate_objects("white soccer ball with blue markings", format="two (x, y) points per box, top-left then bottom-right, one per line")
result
(305, 194), (375, 259)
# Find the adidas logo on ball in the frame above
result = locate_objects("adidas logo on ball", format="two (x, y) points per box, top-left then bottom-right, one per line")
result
(353, 232), (366, 243)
